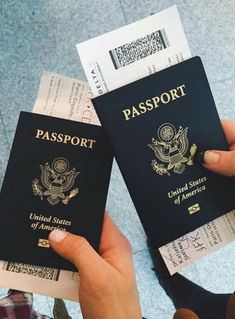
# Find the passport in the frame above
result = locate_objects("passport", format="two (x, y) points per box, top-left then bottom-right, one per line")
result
(0, 112), (113, 271)
(92, 56), (235, 248)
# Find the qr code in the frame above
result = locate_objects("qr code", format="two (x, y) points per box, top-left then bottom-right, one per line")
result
(3, 262), (60, 281)
(109, 29), (169, 69)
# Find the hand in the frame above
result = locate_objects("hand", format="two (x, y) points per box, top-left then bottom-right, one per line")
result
(199, 119), (235, 176)
(49, 213), (142, 319)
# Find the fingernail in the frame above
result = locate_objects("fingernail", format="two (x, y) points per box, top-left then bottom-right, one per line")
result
(196, 151), (206, 164)
(204, 151), (220, 165)
(196, 150), (220, 165)
(49, 230), (67, 243)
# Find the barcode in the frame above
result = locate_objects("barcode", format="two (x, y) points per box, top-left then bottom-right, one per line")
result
(3, 262), (60, 281)
(109, 29), (170, 69)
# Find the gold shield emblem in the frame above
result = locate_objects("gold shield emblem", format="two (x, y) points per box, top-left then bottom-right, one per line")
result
(32, 157), (79, 205)
(148, 123), (197, 176)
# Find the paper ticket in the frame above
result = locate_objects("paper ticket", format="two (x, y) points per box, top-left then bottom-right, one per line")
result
(0, 261), (79, 301)
(77, 5), (191, 97)
(33, 71), (100, 126)
(159, 210), (235, 275)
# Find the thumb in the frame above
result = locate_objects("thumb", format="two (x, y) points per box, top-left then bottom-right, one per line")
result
(49, 230), (106, 276)
(199, 150), (235, 176)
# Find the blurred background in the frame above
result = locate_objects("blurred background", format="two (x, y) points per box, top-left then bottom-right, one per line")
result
(0, 0), (235, 318)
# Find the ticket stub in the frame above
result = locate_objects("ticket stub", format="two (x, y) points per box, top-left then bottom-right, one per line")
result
(159, 210), (235, 275)
(77, 5), (191, 97)
(33, 71), (100, 126)
(0, 261), (79, 301)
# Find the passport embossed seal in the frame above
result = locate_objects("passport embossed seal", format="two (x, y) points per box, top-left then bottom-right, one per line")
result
(32, 157), (79, 206)
(148, 123), (197, 176)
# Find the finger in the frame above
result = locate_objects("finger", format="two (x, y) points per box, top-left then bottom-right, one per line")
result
(221, 119), (235, 150)
(99, 213), (134, 273)
(202, 150), (235, 176)
(49, 230), (106, 276)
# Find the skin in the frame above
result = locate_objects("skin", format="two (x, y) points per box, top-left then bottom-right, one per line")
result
(49, 214), (142, 319)
(203, 120), (235, 175)
(49, 119), (235, 319)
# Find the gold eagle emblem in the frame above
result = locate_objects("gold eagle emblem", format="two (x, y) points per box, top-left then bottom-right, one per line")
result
(32, 157), (79, 205)
(148, 123), (197, 176)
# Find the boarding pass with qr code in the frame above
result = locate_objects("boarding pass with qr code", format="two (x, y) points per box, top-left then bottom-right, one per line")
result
(76, 5), (191, 97)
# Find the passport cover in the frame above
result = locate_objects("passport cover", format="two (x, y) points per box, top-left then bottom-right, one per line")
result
(0, 112), (113, 271)
(92, 56), (235, 248)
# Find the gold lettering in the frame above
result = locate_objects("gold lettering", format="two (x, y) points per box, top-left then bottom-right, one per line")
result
(34, 130), (96, 149)
(50, 132), (57, 142)
(169, 89), (180, 100)
(87, 139), (96, 149)
(122, 109), (131, 121)
(139, 102), (147, 114)
(35, 129), (44, 139)
(42, 131), (50, 140)
(80, 138), (88, 147)
(71, 136), (80, 145)
(121, 84), (186, 121)
(177, 84), (186, 96)
(161, 92), (171, 104)
(152, 96), (160, 108)
(132, 106), (140, 118)
(52, 217), (71, 226)
(145, 99), (154, 111)
(63, 134), (71, 144)
(57, 134), (64, 143)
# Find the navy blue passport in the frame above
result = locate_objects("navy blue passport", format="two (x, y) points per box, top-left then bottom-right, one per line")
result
(92, 56), (235, 248)
(0, 112), (113, 271)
